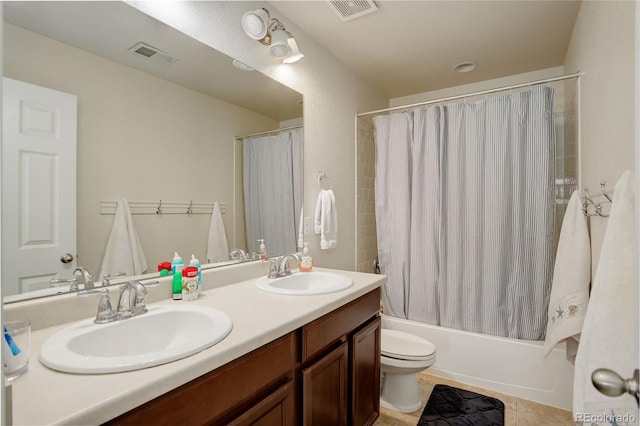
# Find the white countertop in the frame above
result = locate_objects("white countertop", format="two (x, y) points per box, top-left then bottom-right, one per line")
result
(9, 267), (385, 425)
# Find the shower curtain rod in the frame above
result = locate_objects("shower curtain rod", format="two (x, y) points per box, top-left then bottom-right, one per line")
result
(356, 72), (583, 116)
(235, 124), (303, 140)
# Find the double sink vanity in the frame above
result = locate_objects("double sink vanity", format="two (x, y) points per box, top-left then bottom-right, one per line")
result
(4, 261), (385, 425)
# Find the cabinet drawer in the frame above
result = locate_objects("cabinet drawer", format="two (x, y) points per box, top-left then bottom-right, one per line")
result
(107, 332), (295, 425)
(301, 288), (380, 363)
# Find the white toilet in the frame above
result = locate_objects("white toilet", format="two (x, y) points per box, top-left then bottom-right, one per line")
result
(380, 329), (436, 413)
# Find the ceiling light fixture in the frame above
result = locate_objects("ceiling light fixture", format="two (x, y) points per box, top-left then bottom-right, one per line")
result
(241, 8), (304, 64)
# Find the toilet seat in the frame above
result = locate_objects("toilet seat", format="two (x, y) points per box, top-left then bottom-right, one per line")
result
(381, 329), (435, 361)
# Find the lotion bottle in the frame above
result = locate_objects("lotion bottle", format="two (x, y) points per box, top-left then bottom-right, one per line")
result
(257, 239), (267, 260)
(190, 254), (202, 296)
(299, 242), (313, 272)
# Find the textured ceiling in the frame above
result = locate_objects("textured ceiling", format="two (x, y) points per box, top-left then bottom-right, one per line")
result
(270, 0), (582, 98)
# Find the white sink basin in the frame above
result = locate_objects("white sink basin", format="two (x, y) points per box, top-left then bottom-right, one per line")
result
(39, 304), (232, 374)
(256, 271), (353, 295)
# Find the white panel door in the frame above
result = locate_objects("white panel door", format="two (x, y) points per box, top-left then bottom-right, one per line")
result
(2, 78), (78, 296)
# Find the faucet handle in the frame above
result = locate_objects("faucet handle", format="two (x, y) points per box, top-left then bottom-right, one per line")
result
(102, 272), (127, 286)
(268, 259), (279, 279)
(50, 277), (79, 292)
(94, 289), (116, 324)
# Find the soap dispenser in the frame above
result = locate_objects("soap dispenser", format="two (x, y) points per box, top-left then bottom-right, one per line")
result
(257, 239), (267, 260)
(299, 242), (313, 272)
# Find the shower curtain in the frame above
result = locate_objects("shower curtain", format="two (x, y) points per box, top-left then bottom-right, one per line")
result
(243, 128), (303, 257)
(374, 87), (555, 340)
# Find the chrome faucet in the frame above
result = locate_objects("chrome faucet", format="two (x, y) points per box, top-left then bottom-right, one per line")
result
(117, 281), (149, 319)
(88, 280), (155, 324)
(73, 266), (95, 290)
(268, 253), (302, 278)
(230, 248), (250, 262)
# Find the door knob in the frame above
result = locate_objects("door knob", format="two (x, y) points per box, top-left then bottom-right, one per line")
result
(592, 368), (639, 406)
(60, 253), (74, 264)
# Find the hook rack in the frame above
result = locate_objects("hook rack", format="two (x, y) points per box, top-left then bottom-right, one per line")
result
(100, 200), (226, 216)
(317, 172), (333, 190)
(582, 181), (613, 217)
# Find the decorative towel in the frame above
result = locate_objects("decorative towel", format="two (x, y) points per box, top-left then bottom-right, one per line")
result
(99, 199), (148, 279)
(206, 201), (229, 263)
(314, 189), (337, 249)
(573, 170), (637, 424)
(543, 190), (591, 362)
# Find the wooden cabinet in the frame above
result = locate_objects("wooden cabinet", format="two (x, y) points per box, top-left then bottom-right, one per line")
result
(107, 288), (381, 426)
(302, 342), (349, 425)
(107, 333), (296, 426)
(228, 381), (295, 426)
(351, 316), (381, 426)
(300, 289), (381, 426)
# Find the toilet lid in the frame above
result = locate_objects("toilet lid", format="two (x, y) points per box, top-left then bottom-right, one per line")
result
(381, 329), (436, 361)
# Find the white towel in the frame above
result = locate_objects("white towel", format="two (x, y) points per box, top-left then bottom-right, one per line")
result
(100, 199), (148, 279)
(206, 201), (229, 263)
(314, 189), (337, 249)
(543, 191), (591, 362)
(573, 170), (637, 424)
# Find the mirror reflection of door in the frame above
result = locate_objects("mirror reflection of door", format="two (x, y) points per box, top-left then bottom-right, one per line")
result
(1, 77), (77, 296)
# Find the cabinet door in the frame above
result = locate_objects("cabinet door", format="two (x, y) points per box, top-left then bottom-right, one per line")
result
(302, 342), (348, 426)
(228, 380), (295, 426)
(351, 317), (381, 426)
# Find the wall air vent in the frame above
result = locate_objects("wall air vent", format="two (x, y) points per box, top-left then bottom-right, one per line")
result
(127, 42), (178, 66)
(327, 0), (378, 22)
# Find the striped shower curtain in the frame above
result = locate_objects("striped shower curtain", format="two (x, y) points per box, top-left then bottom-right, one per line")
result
(243, 128), (303, 257)
(374, 86), (555, 340)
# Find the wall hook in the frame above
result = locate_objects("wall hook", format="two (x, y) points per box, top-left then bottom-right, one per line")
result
(156, 200), (163, 215)
(187, 201), (193, 215)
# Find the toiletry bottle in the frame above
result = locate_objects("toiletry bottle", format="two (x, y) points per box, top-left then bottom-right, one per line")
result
(190, 254), (202, 296)
(157, 261), (171, 277)
(181, 266), (199, 301)
(299, 242), (313, 272)
(171, 252), (184, 300)
(258, 239), (267, 260)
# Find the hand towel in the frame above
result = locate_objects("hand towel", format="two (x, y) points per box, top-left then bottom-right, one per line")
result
(573, 170), (637, 424)
(543, 190), (591, 361)
(206, 201), (229, 263)
(99, 199), (148, 279)
(314, 189), (338, 249)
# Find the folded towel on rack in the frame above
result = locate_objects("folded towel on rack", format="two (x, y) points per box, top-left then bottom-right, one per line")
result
(573, 170), (637, 423)
(314, 189), (337, 249)
(543, 190), (591, 362)
(206, 201), (229, 263)
(100, 199), (148, 279)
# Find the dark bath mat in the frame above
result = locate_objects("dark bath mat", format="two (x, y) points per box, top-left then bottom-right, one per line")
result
(417, 384), (505, 426)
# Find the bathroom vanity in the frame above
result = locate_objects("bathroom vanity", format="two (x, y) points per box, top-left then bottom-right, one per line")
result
(5, 263), (384, 425)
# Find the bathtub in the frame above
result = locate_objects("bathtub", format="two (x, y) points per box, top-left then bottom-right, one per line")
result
(381, 314), (575, 410)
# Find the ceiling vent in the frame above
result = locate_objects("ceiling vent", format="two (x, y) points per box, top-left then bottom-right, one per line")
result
(327, 0), (378, 22)
(127, 42), (178, 66)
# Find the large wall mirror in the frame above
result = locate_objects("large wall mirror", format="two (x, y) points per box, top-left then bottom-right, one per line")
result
(2, 2), (303, 303)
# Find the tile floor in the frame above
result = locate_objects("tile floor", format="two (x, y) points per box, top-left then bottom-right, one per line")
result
(374, 372), (574, 426)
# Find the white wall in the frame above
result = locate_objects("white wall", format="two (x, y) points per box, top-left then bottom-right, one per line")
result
(129, 1), (388, 271)
(3, 23), (280, 276)
(563, 0), (636, 272)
